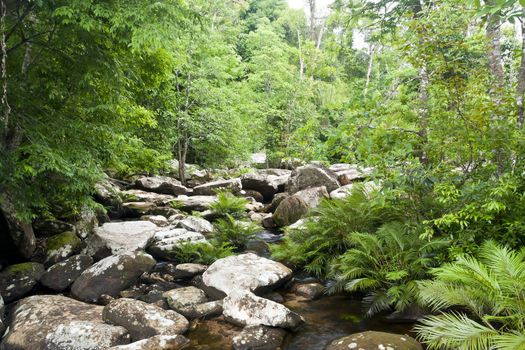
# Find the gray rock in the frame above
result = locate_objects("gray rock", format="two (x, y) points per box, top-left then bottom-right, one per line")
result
(40, 255), (93, 292)
(286, 164), (340, 194)
(272, 196), (309, 227)
(122, 189), (176, 206)
(329, 184), (354, 200)
(179, 300), (223, 319)
(292, 282), (324, 300)
(0, 262), (44, 303)
(173, 195), (218, 212)
(163, 286), (208, 313)
(122, 202), (157, 216)
(0, 295), (130, 350)
(71, 251), (156, 303)
(141, 215), (169, 227)
(169, 263), (208, 279)
(108, 335), (189, 350)
(83, 221), (159, 257)
(223, 291), (304, 330)
(294, 186), (329, 208)
(241, 172), (290, 199)
(325, 331), (423, 350)
(193, 178), (242, 196)
(202, 253), (292, 295)
(73, 206), (99, 239)
(266, 193), (289, 213)
(148, 229), (206, 260)
(44, 231), (82, 265)
(103, 298), (188, 341)
(241, 190), (265, 203)
(179, 216), (214, 234)
(135, 176), (188, 195)
(232, 325), (287, 350)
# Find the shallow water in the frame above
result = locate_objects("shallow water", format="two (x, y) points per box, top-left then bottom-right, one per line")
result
(186, 293), (415, 350)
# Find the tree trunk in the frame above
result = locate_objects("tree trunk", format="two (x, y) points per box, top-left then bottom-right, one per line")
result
(308, 0), (316, 41)
(364, 44), (375, 96)
(297, 30), (304, 79)
(517, 17), (525, 128)
(486, 8), (505, 95)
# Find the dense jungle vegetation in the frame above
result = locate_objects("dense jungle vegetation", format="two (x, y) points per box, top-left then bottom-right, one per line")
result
(0, 0), (525, 349)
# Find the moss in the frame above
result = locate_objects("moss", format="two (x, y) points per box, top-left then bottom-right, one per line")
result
(45, 231), (81, 252)
(6, 262), (42, 274)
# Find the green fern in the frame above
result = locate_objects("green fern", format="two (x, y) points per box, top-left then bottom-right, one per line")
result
(209, 190), (248, 219)
(415, 241), (525, 350)
(211, 214), (258, 251)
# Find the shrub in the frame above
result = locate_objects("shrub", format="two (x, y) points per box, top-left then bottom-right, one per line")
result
(212, 214), (258, 251)
(209, 190), (248, 219)
(415, 241), (525, 350)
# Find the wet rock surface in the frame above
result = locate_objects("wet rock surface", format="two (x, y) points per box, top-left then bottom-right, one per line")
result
(325, 331), (423, 350)
(108, 335), (189, 350)
(232, 325), (287, 350)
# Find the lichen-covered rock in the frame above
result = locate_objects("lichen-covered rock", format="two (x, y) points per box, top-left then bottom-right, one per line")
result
(202, 253), (292, 295)
(193, 178), (242, 196)
(71, 251), (156, 303)
(179, 216), (214, 234)
(171, 263), (208, 279)
(148, 229), (206, 260)
(324, 331), (423, 350)
(83, 221), (159, 257)
(294, 186), (329, 208)
(44, 231), (82, 265)
(173, 195), (218, 212)
(179, 300), (223, 319)
(40, 255), (93, 292)
(292, 282), (324, 300)
(232, 325), (287, 350)
(286, 164), (340, 194)
(135, 176), (188, 196)
(0, 262), (45, 303)
(141, 215), (169, 227)
(122, 189), (176, 206)
(272, 196), (309, 227)
(0, 295), (130, 350)
(163, 287), (208, 315)
(103, 298), (188, 341)
(329, 181), (380, 200)
(108, 335), (189, 350)
(223, 291), (304, 330)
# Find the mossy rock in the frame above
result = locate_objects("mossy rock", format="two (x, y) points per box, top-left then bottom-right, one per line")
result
(0, 262), (45, 303)
(325, 331), (422, 350)
(45, 231), (82, 265)
(273, 195), (309, 227)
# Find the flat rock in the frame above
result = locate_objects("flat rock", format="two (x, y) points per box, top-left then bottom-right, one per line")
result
(286, 164), (339, 194)
(179, 216), (214, 234)
(325, 331), (422, 350)
(148, 229), (206, 260)
(108, 335), (189, 350)
(202, 253), (292, 295)
(0, 262), (44, 303)
(83, 221), (159, 257)
(193, 178), (242, 196)
(223, 291), (304, 330)
(103, 298), (188, 341)
(135, 176), (188, 195)
(122, 189), (176, 205)
(174, 195), (217, 212)
(163, 286), (208, 313)
(179, 300), (223, 319)
(71, 251), (156, 303)
(122, 202), (157, 216)
(0, 295), (130, 349)
(141, 215), (169, 227)
(40, 255), (93, 292)
(232, 325), (287, 350)
(241, 172), (290, 200)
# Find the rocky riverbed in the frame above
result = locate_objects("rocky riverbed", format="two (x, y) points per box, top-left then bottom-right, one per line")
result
(0, 163), (423, 349)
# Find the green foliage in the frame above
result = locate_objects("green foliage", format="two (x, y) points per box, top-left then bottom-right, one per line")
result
(330, 222), (449, 316)
(172, 241), (234, 265)
(415, 241), (525, 350)
(209, 191), (249, 219)
(211, 215), (258, 251)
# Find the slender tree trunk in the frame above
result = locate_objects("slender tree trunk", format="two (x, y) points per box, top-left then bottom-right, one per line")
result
(486, 8), (505, 95)
(517, 17), (525, 128)
(316, 19), (325, 50)
(364, 44), (375, 97)
(308, 0), (316, 41)
(297, 30), (304, 79)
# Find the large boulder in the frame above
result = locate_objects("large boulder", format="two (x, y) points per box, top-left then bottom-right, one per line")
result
(325, 331), (423, 350)
(148, 229), (206, 260)
(0, 201), (36, 259)
(0, 262), (44, 303)
(286, 164), (339, 194)
(73, 206), (99, 239)
(103, 298), (188, 341)
(94, 179), (125, 219)
(108, 335), (189, 350)
(0, 295), (130, 350)
(223, 290), (304, 330)
(135, 176), (188, 196)
(44, 231), (82, 265)
(241, 172), (290, 200)
(179, 216), (214, 234)
(83, 221), (159, 257)
(294, 186), (329, 208)
(272, 196), (309, 227)
(71, 251), (156, 303)
(232, 325), (287, 350)
(173, 195), (217, 212)
(40, 255), (93, 292)
(193, 178), (242, 196)
(202, 253), (292, 295)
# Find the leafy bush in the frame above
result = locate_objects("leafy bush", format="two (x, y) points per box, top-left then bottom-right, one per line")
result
(173, 241), (234, 265)
(415, 241), (525, 350)
(271, 183), (404, 276)
(209, 191), (248, 219)
(211, 215), (258, 251)
(329, 222), (449, 316)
